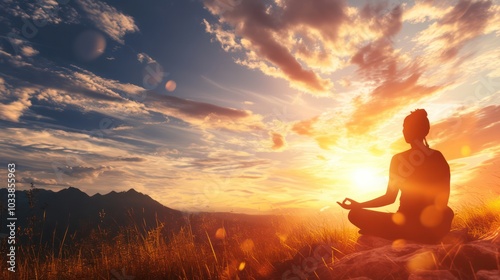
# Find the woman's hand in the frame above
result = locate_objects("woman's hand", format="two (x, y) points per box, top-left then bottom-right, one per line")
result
(337, 198), (361, 210)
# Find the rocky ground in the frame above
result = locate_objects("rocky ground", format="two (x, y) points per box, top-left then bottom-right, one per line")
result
(276, 227), (500, 280)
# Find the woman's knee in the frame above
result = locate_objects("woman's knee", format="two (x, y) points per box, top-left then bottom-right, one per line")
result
(445, 207), (454, 222)
(348, 208), (363, 224)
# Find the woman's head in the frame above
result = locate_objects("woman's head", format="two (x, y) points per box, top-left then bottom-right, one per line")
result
(403, 109), (430, 146)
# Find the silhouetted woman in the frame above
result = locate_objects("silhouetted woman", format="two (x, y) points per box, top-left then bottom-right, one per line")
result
(338, 109), (454, 243)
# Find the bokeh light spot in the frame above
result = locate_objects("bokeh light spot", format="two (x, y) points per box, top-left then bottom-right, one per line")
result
(392, 239), (406, 249)
(276, 232), (288, 243)
(73, 30), (106, 61)
(461, 145), (471, 157)
(392, 212), (406, 225)
(420, 206), (443, 228)
(165, 80), (177, 92)
(215, 227), (227, 239)
(257, 262), (273, 277)
(238, 262), (246, 271)
(240, 238), (255, 253)
(407, 251), (436, 272)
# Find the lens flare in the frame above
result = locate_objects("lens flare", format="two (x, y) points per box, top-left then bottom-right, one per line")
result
(392, 212), (406, 225)
(240, 238), (255, 253)
(460, 145), (471, 156)
(351, 167), (385, 193)
(165, 80), (177, 92)
(420, 206), (443, 228)
(392, 239), (406, 249)
(406, 251), (436, 272)
(73, 30), (106, 61)
(215, 227), (227, 239)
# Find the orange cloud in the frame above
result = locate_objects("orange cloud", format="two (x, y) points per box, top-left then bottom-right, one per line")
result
(203, 0), (497, 152)
(430, 105), (500, 160)
(291, 115), (341, 150)
(437, 0), (494, 61)
(292, 116), (319, 136)
(414, 0), (496, 62)
(351, 38), (400, 83)
(347, 73), (441, 135)
(203, 0), (347, 95)
(271, 132), (286, 151)
(0, 86), (36, 122)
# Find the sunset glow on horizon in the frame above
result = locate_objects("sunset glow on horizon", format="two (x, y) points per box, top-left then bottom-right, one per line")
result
(0, 0), (499, 214)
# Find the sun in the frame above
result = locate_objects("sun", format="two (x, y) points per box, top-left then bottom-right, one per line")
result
(350, 167), (385, 193)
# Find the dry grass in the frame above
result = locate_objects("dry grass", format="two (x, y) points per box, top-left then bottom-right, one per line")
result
(1, 199), (499, 280)
(452, 199), (500, 239)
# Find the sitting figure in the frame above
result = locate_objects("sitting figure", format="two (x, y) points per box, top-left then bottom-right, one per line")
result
(338, 109), (454, 243)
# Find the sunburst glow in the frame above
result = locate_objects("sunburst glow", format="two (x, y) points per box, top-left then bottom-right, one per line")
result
(350, 167), (386, 194)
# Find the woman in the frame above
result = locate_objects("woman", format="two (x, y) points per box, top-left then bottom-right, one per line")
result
(338, 109), (454, 243)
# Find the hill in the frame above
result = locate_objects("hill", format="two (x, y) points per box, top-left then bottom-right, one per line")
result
(0, 187), (185, 243)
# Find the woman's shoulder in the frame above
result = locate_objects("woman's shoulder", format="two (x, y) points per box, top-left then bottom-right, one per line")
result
(428, 148), (445, 158)
(392, 147), (446, 159)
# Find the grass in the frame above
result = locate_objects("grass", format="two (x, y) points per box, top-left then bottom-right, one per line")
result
(1, 199), (499, 280)
(452, 199), (500, 239)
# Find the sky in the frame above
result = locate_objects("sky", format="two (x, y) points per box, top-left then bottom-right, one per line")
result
(0, 0), (499, 214)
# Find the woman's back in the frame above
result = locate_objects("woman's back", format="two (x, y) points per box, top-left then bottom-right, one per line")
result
(394, 148), (450, 221)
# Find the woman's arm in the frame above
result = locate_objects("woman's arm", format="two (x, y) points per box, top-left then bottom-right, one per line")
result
(338, 186), (398, 209)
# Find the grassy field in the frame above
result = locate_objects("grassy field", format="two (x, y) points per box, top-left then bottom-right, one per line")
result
(1, 199), (499, 280)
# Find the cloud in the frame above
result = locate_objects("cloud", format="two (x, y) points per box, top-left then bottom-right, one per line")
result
(1, 0), (80, 26)
(359, 3), (403, 38)
(270, 132), (286, 150)
(204, 0), (497, 137)
(113, 156), (147, 162)
(344, 1), (498, 136)
(0, 48), (269, 134)
(20, 46), (39, 57)
(179, 157), (270, 173)
(351, 38), (400, 83)
(430, 105), (500, 160)
(0, 77), (38, 122)
(0, 92), (33, 122)
(414, 0), (496, 62)
(202, 1), (414, 96)
(1, 46), (273, 135)
(344, 3), (450, 135)
(0, 52), (152, 123)
(438, 0), (493, 60)
(203, 19), (242, 52)
(18, 176), (69, 187)
(403, 1), (453, 23)
(203, 0), (345, 95)
(147, 93), (265, 131)
(292, 116), (318, 136)
(56, 165), (111, 181)
(0, 52), (123, 102)
(77, 0), (139, 44)
(291, 114), (343, 150)
(347, 73), (442, 135)
(137, 53), (157, 64)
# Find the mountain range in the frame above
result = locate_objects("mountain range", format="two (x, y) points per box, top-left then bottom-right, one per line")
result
(0, 187), (185, 243)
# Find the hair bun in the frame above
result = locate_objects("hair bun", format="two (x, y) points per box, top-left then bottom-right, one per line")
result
(412, 109), (427, 118)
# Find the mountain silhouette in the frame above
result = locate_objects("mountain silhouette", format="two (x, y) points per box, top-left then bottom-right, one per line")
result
(0, 187), (185, 244)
